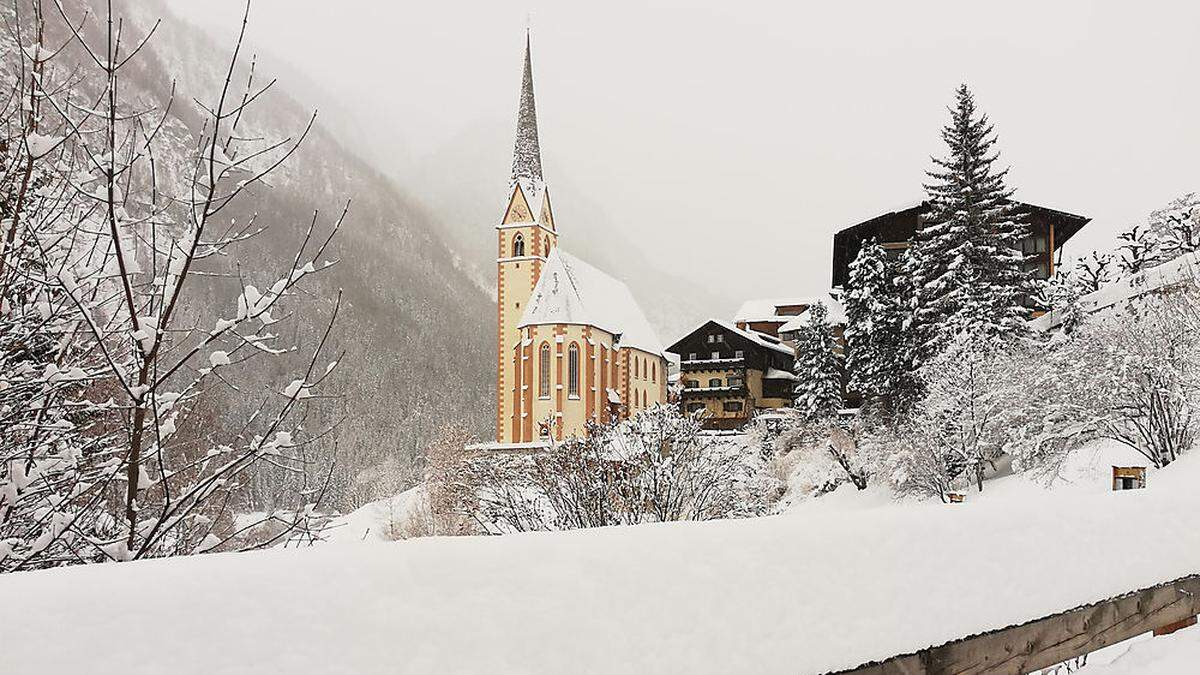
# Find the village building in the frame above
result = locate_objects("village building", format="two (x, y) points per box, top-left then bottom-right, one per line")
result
(666, 320), (796, 429)
(493, 35), (667, 445)
(830, 200), (1091, 290)
(732, 297), (818, 338)
(776, 290), (847, 345)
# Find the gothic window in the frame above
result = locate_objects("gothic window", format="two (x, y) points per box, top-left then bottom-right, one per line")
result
(512, 233), (525, 257)
(633, 357), (639, 379)
(539, 343), (551, 398)
(568, 344), (580, 398)
(544, 236), (551, 255)
(651, 361), (657, 382)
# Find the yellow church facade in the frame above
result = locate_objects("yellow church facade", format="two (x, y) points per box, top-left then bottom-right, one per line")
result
(494, 36), (667, 445)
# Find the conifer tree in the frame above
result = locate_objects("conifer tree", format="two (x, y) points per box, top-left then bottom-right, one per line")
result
(905, 85), (1029, 364)
(844, 239), (910, 411)
(792, 302), (844, 420)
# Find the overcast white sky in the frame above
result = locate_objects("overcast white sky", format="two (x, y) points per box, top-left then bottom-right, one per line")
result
(167, 0), (1200, 301)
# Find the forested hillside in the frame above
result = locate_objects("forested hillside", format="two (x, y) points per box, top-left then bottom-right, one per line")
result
(108, 0), (495, 507)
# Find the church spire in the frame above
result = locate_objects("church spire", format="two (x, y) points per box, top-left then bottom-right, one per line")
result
(511, 31), (543, 186)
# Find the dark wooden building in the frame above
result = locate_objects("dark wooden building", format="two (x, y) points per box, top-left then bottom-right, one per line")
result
(830, 200), (1091, 288)
(666, 320), (796, 429)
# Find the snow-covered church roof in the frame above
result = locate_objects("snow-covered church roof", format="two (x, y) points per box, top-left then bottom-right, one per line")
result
(519, 248), (665, 356)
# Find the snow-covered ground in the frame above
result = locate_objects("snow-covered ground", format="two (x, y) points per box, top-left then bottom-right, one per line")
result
(2, 442), (1197, 674)
(1084, 626), (1200, 674)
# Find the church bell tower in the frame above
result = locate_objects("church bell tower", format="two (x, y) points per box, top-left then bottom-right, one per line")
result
(496, 32), (558, 442)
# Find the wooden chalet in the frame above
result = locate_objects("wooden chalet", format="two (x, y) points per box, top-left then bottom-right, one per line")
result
(830, 200), (1092, 288)
(666, 320), (796, 429)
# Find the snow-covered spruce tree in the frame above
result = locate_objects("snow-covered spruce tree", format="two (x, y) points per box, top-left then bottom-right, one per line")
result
(792, 301), (844, 420)
(844, 238), (913, 412)
(905, 85), (1029, 365)
(2, 1), (345, 570)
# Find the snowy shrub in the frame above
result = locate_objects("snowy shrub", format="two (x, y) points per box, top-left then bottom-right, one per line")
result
(870, 422), (959, 502)
(1060, 294), (1200, 468)
(441, 406), (771, 533)
(775, 414), (872, 495)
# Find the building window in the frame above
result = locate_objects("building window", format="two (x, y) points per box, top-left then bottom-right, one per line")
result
(544, 235), (550, 255)
(651, 361), (657, 382)
(711, 351), (720, 360)
(723, 401), (744, 413)
(633, 357), (639, 379)
(688, 352), (697, 361)
(708, 378), (722, 388)
(716, 334), (724, 343)
(685, 379), (699, 388)
(707, 335), (715, 344)
(727, 376), (743, 387)
(568, 343), (580, 398)
(735, 350), (744, 359)
(539, 343), (551, 398)
(687, 402), (706, 413)
(512, 233), (524, 257)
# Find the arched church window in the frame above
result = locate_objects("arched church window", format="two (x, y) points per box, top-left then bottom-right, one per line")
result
(513, 233), (525, 257)
(633, 357), (639, 379)
(568, 344), (580, 398)
(652, 361), (657, 383)
(544, 236), (550, 255)
(539, 343), (551, 398)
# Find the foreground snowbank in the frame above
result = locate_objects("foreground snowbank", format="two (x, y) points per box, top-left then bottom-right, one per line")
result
(3, 453), (1199, 674)
(1086, 626), (1200, 674)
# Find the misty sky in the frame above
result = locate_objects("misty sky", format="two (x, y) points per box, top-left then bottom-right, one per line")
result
(167, 0), (1200, 304)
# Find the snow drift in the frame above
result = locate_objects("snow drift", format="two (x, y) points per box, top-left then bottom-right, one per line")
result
(3, 453), (1199, 674)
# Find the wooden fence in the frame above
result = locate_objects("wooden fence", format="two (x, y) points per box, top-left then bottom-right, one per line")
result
(832, 574), (1200, 675)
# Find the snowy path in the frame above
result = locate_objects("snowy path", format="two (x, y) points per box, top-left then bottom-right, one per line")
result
(3, 455), (1199, 674)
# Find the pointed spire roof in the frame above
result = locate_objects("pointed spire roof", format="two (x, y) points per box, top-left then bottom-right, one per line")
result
(510, 31), (543, 188)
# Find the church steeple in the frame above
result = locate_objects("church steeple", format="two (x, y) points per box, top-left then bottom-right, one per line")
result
(511, 31), (543, 187)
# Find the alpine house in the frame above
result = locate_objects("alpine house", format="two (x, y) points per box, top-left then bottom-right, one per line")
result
(493, 33), (667, 445)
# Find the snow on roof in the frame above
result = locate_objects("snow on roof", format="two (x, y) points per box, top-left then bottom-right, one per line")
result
(7, 451), (1200, 674)
(764, 367), (799, 381)
(519, 248), (665, 355)
(779, 292), (848, 332)
(1031, 251), (1200, 332)
(732, 297), (819, 323)
(710, 319), (794, 356)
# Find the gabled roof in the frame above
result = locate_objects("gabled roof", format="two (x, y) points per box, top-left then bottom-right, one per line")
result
(733, 297), (819, 324)
(519, 249), (664, 355)
(831, 199), (1091, 287)
(666, 319), (794, 357)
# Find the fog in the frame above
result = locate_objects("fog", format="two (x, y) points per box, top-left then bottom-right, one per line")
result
(167, 0), (1200, 309)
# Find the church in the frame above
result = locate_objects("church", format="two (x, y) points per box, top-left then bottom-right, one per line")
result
(493, 35), (667, 445)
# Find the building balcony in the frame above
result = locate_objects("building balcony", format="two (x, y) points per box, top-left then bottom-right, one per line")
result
(679, 357), (745, 372)
(681, 385), (748, 397)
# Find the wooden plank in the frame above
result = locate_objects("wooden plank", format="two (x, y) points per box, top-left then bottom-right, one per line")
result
(833, 574), (1200, 675)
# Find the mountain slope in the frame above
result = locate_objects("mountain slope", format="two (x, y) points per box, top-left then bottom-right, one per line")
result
(105, 0), (495, 506)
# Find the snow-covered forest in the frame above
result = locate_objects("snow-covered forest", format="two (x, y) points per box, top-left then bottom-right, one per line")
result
(2, 1), (1199, 673)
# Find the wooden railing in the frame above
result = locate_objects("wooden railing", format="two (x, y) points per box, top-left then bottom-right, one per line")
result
(831, 574), (1200, 675)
